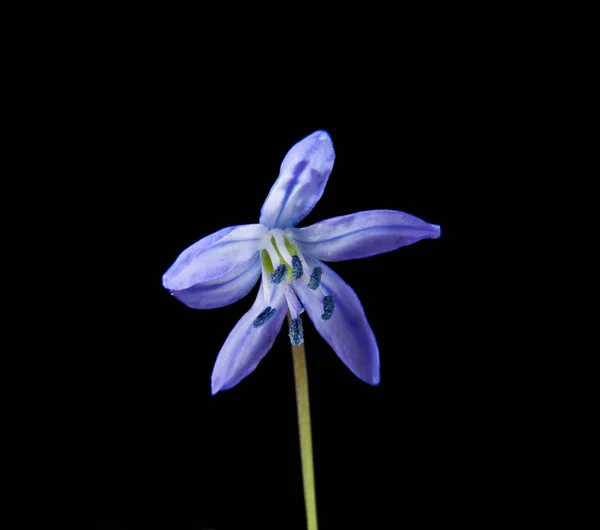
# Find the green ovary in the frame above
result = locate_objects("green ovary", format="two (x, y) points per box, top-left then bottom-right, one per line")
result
(270, 235), (299, 280)
(261, 249), (274, 275)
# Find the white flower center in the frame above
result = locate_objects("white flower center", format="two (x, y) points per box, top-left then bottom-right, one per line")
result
(254, 228), (334, 341)
(258, 229), (310, 311)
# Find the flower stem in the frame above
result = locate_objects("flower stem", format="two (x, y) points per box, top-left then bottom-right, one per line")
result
(288, 313), (318, 530)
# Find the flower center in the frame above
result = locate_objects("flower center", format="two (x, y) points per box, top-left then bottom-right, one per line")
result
(259, 228), (310, 303)
(259, 229), (304, 280)
(258, 228), (334, 343)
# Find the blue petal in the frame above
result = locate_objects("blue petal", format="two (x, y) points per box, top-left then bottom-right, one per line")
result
(259, 130), (335, 229)
(293, 209), (440, 262)
(170, 253), (261, 309)
(294, 261), (380, 385)
(162, 224), (266, 291)
(211, 282), (287, 394)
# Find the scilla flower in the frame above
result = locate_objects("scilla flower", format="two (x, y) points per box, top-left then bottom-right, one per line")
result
(163, 131), (440, 394)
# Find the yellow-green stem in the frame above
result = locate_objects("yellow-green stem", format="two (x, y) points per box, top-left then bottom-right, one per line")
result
(288, 313), (318, 530)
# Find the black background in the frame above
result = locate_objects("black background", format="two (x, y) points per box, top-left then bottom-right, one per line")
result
(19, 14), (522, 530)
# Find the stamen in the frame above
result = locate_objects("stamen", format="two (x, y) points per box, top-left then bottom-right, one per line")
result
(285, 285), (304, 319)
(284, 229), (311, 274)
(307, 267), (322, 290)
(273, 230), (294, 267)
(260, 249), (273, 305)
(261, 267), (271, 305)
(321, 295), (335, 320)
(253, 306), (276, 328)
(271, 264), (287, 284)
(262, 236), (281, 273)
(289, 316), (304, 345)
(291, 255), (303, 279)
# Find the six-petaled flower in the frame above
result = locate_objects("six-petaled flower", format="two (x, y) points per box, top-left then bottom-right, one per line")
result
(163, 131), (440, 394)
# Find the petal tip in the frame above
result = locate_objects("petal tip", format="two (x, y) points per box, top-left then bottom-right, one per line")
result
(313, 129), (332, 142)
(431, 224), (441, 239)
(211, 378), (222, 395)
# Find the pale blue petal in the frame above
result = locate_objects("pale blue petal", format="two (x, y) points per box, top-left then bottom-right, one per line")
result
(259, 130), (335, 229)
(162, 224), (266, 291)
(211, 283), (287, 394)
(170, 253), (261, 309)
(294, 261), (380, 385)
(293, 209), (440, 262)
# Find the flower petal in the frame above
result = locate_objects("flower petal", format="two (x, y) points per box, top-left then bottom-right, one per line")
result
(259, 130), (335, 229)
(162, 224), (267, 291)
(293, 209), (440, 262)
(170, 253), (261, 309)
(211, 282), (287, 394)
(294, 261), (380, 385)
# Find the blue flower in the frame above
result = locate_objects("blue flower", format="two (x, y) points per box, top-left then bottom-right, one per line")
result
(163, 131), (440, 394)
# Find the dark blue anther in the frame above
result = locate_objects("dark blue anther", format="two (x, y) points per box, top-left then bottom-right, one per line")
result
(291, 255), (303, 279)
(321, 295), (335, 320)
(253, 306), (276, 328)
(289, 316), (304, 345)
(271, 264), (287, 284)
(307, 267), (322, 290)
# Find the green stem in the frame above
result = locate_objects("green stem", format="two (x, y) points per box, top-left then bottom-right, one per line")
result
(289, 313), (318, 530)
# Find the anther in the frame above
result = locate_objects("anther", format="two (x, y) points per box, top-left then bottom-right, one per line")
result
(289, 316), (304, 345)
(253, 306), (276, 328)
(271, 264), (287, 284)
(307, 267), (322, 290)
(321, 295), (335, 320)
(291, 255), (303, 279)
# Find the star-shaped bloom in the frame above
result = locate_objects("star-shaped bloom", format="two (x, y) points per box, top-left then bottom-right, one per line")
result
(163, 131), (440, 394)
